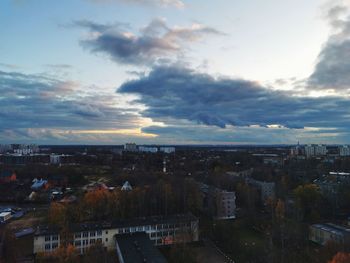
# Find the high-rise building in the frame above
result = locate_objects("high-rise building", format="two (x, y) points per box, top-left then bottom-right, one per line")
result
(138, 146), (158, 153)
(339, 145), (350, 157)
(304, 144), (327, 158)
(124, 143), (137, 152)
(159, 147), (176, 154)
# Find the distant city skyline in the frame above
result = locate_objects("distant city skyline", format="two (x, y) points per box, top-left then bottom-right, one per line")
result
(1, 0), (350, 144)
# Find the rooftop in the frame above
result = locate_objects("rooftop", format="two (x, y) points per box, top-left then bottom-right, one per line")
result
(35, 213), (198, 236)
(116, 233), (168, 263)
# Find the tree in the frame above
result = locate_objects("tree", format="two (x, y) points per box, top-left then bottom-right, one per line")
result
(36, 244), (79, 263)
(293, 184), (322, 222)
(329, 252), (350, 263)
(275, 199), (286, 263)
(83, 189), (111, 220)
(48, 202), (67, 225)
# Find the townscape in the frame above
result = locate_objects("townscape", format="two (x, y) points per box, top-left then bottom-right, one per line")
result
(1, 143), (350, 262)
(3, 0), (350, 262)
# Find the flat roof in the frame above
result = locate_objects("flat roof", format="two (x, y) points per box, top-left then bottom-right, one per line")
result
(0, 212), (11, 217)
(311, 223), (350, 236)
(116, 233), (168, 263)
(35, 213), (198, 236)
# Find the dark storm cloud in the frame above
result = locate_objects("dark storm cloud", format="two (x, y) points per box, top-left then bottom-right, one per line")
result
(119, 65), (350, 129)
(308, 3), (350, 91)
(76, 19), (223, 65)
(0, 70), (141, 131)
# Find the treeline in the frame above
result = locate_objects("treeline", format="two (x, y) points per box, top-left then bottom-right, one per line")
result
(48, 177), (202, 225)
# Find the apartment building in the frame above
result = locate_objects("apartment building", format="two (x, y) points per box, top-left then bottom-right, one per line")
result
(246, 178), (275, 202)
(309, 223), (350, 246)
(200, 184), (236, 220)
(33, 214), (199, 254)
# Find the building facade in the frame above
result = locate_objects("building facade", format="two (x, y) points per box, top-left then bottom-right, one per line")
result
(33, 214), (199, 255)
(138, 146), (158, 153)
(159, 147), (176, 154)
(246, 178), (275, 202)
(339, 145), (350, 157)
(200, 184), (236, 220)
(309, 223), (350, 246)
(124, 143), (138, 152)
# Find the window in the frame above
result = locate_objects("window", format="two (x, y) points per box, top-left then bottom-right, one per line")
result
(75, 241), (81, 247)
(105, 231), (108, 234)
(52, 243), (58, 249)
(83, 232), (88, 238)
(97, 230), (102, 236)
(52, 235), (59, 241)
(105, 238), (108, 242)
(97, 238), (102, 243)
(90, 239), (95, 244)
(90, 231), (96, 237)
(45, 236), (51, 242)
(45, 244), (51, 251)
(75, 233), (81, 239)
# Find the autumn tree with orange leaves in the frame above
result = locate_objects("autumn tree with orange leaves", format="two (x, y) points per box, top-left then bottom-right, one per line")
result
(329, 252), (350, 263)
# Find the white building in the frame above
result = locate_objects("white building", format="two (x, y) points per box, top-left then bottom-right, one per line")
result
(121, 181), (133, 191)
(304, 144), (327, 158)
(200, 184), (236, 220)
(50, 154), (61, 164)
(138, 146), (158, 153)
(33, 214), (199, 255)
(0, 144), (11, 154)
(315, 145), (327, 156)
(339, 145), (350, 157)
(0, 211), (12, 222)
(124, 143), (137, 152)
(159, 147), (175, 154)
(50, 154), (73, 165)
(12, 144), (39, 155)
(247, 178), (275, 202)
(304, 145), (315, 158)
(309, 223), (350, 246)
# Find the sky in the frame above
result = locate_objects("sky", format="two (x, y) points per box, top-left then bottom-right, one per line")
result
(1, 0), (350, 145)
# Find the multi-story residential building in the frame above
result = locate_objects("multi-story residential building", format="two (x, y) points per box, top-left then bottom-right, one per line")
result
(315, 144), (327, 156)
(33, 214), (199, 255)
(11, 144), (39, 155)
(304, 145), (315, 158)
(159, 147), (176, 154)
(0, 144), (11, 154)
(246, 178), (275, 202)
(339, 145), (350, 157)
(200, 184), (236, 220)
(0, 154), (50, 165)
(313, 172), (350, 209)
(50, 154), (74, 165)
(138, 146), (158, 153)
(290, 142), (303, 156)
(124, 143), (138, 152)
(309, 223), (350, 246)
(304, 144), (327, 158)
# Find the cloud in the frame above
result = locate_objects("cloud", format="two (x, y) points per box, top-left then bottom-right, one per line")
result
(308, 2), (350, 91)
(141, 124), (344, 144)
(76, 19), (223, 65)
(89, 0), (185, 8)
(0, 70), (145, 133)
(119, 65), (350, 131)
